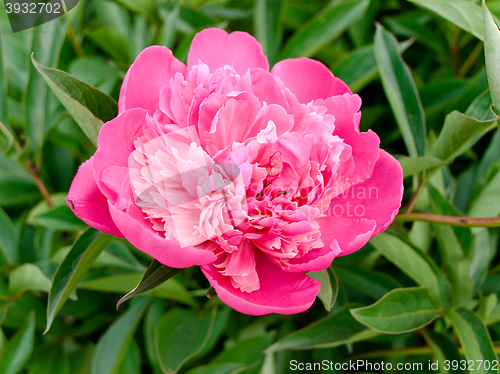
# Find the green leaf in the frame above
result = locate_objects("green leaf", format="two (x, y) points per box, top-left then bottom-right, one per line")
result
(428, 184), (473, 255)
(374, 24), (426, 156)
(25, 19), (65, 154)
(91, 297), (150, 374)
(0, 154), (40, 207)
(398, 156), (447, 179)
(433, 111), (498, 162)
(117, 259), (183, 309)
(331, 45), (378, 93)
(46, 229), (113, 333)
(334, 264), (401, 300)
(469, 228), (494, 294)
(32, 55), (118, 147)
(332, 39), (413, 93)
(155, 307), (228, 373)
(466, 90), (496, 121)
(118, 339), (141, 374)
(27, 193), (86, 231)
(265, 305), (377, 352)
(281, 0), (369, 59)
(370, 233), (450, 306)
(9, 263), (52, 296)
(87, 27), (131, 64)
(78, 272), (197, 306)
(484, 0), (500, 113)
(432, 224), (473, 308)
(0, 207), (18, 264)
(111, 0), (156, 16)
(307, 266), (338, 311)
(446, 308), (497, 373)
(421, 330), (464, 374)
(468, 170), (500, 218)
(211, 333), (273, 367)
(0, 26), (7, 127)
(0, 311), (35, 374)
(408, 0), (485, 41)
(350, 287), (440, 334)
(68, 57), (120, 88)
(254, 0), (284, 66)
(159, 3), (180, 50)
(143, 299), (164, 374)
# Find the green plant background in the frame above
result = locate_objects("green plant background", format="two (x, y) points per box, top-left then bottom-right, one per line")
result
(1, 0), (500, 373)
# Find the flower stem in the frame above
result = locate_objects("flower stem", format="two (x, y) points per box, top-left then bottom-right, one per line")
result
(395, 213), (500, 228)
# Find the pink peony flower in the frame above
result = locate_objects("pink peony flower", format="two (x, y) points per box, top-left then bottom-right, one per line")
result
(67, 28), (403, 315)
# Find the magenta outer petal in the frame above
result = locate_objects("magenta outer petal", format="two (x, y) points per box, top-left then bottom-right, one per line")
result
(201, 250), (320, 315)
(118, 46), (185, 114)
(187, 28), (269, 75)
(327, 150), (403, 236)
(271, 58), (351, 104)
(66, 157), (123, 237)
(108, 202), (216, 268)
(93, 108), (147, 201)
(316, 217), (376, 256)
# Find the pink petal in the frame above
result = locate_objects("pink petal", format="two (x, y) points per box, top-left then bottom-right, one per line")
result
(283, 244), (340, 272)
(249, 68), (287, 107)
(93, 108), (148, 201)
(326, 151), (403, 235)
(202, 250), (320, 315)
(203, 95), (261, 155)
(119, 46), (185, 115)
(109, 201), (216, 268)
(187, 28), (269, 75)
(319, 94), (381, 187)
(66, 157), (123, 237)
(315, 216), (376, 256)
(271, 58), (351, 104)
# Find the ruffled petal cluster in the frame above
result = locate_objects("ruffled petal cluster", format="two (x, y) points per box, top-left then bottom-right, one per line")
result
(67, 28), (403, 315)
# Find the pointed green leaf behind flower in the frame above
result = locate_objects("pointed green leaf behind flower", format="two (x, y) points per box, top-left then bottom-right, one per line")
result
(433, 111), (497, 162)
(155, 307), (230, 374)
(398, 156), (448, 179)
(32, 55), (118, 146)
(281, 0), (369, 59)
(446, 308), (497, 374)
(9, 263), (52, 296)
(484, 1), (500, 114)
(370, 233), (451, 307)
(374, 24), (426, 156)
(265, 305), (377, 352)
(78, 272), (196, 306)
(307, 266), (338, 311)
(408, 0), (485, 41)
(92, 297), (150, 374)
(350, 287), (440, 334)
(45, 229), (113, 333)
(0, 311), (35, 374)
(117, 259), (183, 309)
